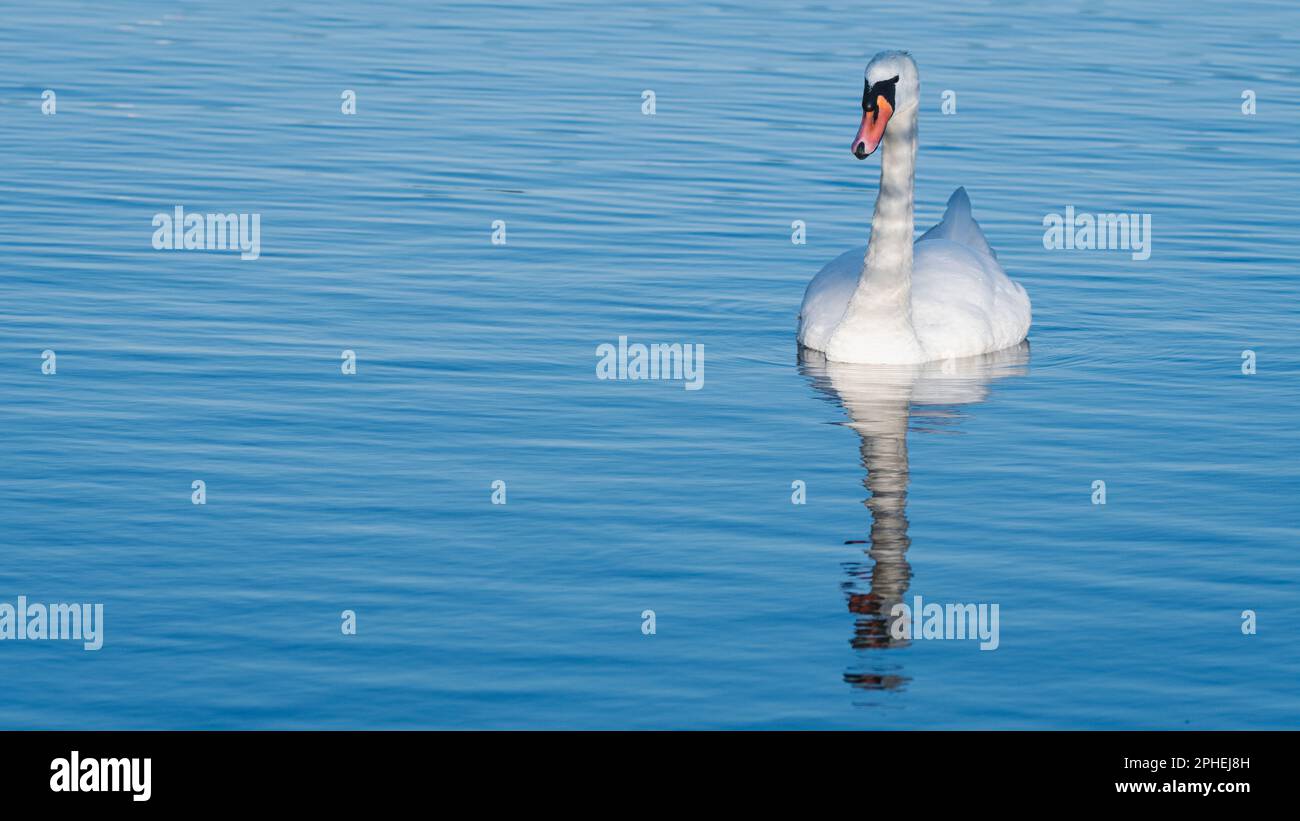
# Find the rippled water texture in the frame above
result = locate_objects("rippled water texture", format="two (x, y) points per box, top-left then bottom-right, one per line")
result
(0, 1), (1297, 727)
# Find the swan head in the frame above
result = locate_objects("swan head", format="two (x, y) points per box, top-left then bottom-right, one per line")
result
(853, 50), (919, 159)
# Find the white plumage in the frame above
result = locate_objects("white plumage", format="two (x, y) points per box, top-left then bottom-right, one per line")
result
(798, 51), (1031, 364)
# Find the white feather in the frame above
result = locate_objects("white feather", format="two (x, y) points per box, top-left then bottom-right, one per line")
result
(798, 53), (1031, 364)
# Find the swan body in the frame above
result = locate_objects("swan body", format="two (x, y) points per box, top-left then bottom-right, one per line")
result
(797, 51), (1031, 364)
(799, 188), (1031, 362)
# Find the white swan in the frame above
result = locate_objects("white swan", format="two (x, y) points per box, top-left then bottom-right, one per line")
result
(797, 51), (1031, 365)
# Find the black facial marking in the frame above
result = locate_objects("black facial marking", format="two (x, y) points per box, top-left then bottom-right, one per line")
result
(862, 75), (900, 113)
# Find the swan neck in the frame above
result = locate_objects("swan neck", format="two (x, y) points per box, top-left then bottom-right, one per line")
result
(861, 104), (917, 300)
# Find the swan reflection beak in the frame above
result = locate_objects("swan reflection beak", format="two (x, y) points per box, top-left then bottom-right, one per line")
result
(852, 97), (893, 159)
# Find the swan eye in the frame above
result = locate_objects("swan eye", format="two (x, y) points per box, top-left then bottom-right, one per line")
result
(862, 75), (900, 113)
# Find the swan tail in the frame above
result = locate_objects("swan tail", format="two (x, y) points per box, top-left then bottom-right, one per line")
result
(945, 186), (972, 223)
(918, 186), (997, 260)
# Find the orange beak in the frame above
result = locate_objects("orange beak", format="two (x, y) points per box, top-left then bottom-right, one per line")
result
(852, 97), (893, 159)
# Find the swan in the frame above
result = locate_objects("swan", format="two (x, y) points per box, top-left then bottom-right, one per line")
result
(797, 51), (1031, 364)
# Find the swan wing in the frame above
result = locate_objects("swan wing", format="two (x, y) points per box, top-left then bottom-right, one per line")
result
(796, 245), (867, 352)
(910, 237), (1031, 360)
(917, 186), (996, 260)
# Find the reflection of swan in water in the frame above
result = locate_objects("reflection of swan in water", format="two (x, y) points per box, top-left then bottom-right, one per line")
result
(799, 341), (1030, 691)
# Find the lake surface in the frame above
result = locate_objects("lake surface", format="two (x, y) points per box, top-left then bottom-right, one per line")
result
(1, 0), (1297, 728)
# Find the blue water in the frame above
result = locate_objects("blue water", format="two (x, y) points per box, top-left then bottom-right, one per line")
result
(1, 0), (1298, 728)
